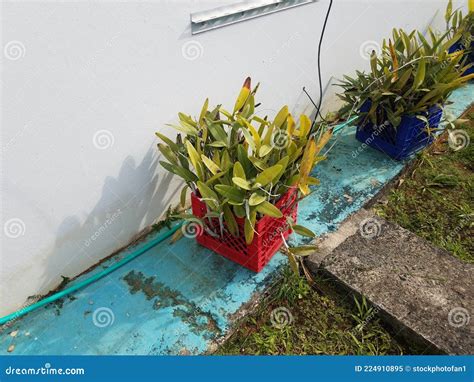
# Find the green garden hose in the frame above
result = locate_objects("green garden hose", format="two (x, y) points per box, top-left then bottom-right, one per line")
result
(0, 222), (183, 326)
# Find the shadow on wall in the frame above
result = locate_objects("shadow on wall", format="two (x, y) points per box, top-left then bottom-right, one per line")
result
(33, 146), (180, 303)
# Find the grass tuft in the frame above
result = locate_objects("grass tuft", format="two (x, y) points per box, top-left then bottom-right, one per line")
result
(216, 267), (415, 355)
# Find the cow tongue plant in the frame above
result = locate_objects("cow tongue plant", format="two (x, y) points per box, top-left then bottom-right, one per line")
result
(336, 27), (474, 128)
(156, 77), (333, 274)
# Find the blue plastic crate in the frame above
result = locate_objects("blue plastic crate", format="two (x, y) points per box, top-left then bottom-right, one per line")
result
(355, 102), (443, 160)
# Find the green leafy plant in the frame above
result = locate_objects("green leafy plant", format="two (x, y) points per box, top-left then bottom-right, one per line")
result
(445, 0), (474, 64)
(156, 77), (333, 270)
(445, 0), (474, 44)
(337, 27), (474, 128)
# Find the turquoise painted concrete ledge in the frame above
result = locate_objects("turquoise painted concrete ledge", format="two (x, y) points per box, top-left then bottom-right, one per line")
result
(1, 85), (472, 355)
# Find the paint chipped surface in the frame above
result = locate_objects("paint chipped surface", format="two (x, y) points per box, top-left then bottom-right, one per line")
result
(0, 86), (472, 355)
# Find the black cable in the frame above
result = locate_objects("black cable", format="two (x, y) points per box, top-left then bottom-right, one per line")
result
(308, 0), (333, 132)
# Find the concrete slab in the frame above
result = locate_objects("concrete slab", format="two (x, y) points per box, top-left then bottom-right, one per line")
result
(1, 85), (472, 355)
(307, 212), (473, 354)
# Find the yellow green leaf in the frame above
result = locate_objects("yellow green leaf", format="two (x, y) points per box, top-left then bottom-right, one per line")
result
(155, 132), (179, 151)
(244, 209), (257, 244)
(180, 185), (188, 207)
(412, 58), (425, 90)
(388, 39), (399, 81)
(214, 185), (245, 204)
(249, 192), (266, 206)
(299, 114), (311, 138)
(199, 98), (209, 124)
(314, 130), (333, 155)
(255, 164), (282, 187)
(196, 181), (219, 210)
(240, 125), (256, 152)
(157, 143), (178, 164)
(258, 144), (272, 157)
(185, 140), (205, 180)
(287, 250), (299, 274)
(233, 162), (246, 180)
(307, 176), (320, 185)
(287, 114), (296, 135)
(299, 139), (316, 188)
(232, 177), (252, 190)
(292, 224), (316, 238)
(166, 123), (197, 136)
(274, 105), (289, 128)
(256, 201), (283, 218)
(201, 154), (221, 175)
(233, 77), (251, 113)
(289, 245), (317, 256)
(445, 0), (452, 24)
(223, 203), (238, 236)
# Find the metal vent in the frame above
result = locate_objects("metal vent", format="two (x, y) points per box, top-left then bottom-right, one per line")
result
(190, 0), (316, 35)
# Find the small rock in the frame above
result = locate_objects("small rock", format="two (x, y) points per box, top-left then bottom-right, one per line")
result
(7, 345), (15, 353)
(88, 300), (94, 305)
(10, 330), (18, 337)
(25, 332), (30, 336)
(343, 194), (353, 203)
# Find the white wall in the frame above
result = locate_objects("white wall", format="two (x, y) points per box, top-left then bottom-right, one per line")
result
(0, 0), (461, 315)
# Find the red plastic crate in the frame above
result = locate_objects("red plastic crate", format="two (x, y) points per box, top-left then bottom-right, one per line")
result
(190, 187), (298, 272)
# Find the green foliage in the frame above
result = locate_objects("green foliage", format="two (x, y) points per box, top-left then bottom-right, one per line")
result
(337, 26), (474, 128)
(445, 0), (474, 71)
(216, 267), (411, 355)
(445, 0), (474, 46)
(157, 77), (329, 254)
(376, 108), (474, 263)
